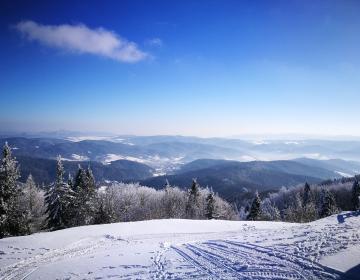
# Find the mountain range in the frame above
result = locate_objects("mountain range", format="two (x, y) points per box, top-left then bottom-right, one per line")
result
(1, 135), (360, 200)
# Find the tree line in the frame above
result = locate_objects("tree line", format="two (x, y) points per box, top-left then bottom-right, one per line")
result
(1, 141), (360, 238)
(244, 180), (360, 222)
(0, 143), (236, 238)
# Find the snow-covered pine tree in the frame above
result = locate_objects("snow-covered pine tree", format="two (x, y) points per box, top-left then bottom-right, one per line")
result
(94, 200), (107, 224)
(247, 191), (261, 221)
(71, 165), (96, 226)
(186, 179), (200, 219)
(205, 191), (215, 219)
(45, 156), (74, 230)
(83, 166), (96, 223)
(351, 181), (360, 211)
(301, 182), (317, 222)
(303, 182), (311, 206)
(67, 173), (73, 188)
(0, 142), (29, 237)
(70, 165), (86, 226)
(319, 189), (338, 218)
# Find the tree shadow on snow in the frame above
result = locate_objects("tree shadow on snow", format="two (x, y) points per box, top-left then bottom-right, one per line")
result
(339, 264), (360, 280)
(337, 210), (360, 224)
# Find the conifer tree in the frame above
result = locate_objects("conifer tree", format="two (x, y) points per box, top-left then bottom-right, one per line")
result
(351, 181), (360, 211)
(83, 166), (96, 222)
(0, 142), (28, 237)
(45, 156), (74, 230)
(67, 173), (73, 188)
(71, 165), (96, 226)
(247, 191), (261, 221)
(320, 189), (338, 218)
(186, 179), (200, 219)
(303, 182), (311, 206)
(301, 182), (317, 222)
(205, 191), (216, 219)
(94, 195), (115, 224)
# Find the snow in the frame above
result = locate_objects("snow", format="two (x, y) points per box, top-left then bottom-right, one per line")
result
(102, 154), (147, 164)
(239, 155), (257, 161)
(66, 136), (118, 142)
(102, 154), (186, 175)
(66, 136), (134, 145)
(321, 244), (360, 272)
(304, 153), (330, 160)
(335, 170), (353, 178)
(0, 212), (359, 279)
(61, 154), (89, 161)
(284, 141), (300, 145)
(71, 154), (89, 161)
(252, 140), (269, 145)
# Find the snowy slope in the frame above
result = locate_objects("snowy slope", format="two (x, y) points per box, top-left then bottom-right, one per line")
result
(0, 212), (359, 279)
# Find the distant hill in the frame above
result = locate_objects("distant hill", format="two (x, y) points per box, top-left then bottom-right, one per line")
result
(0, 137), (246, 163)
(292, 158), (360, 177)
(141, 159), (334, 201)
(175, 159), (340, 179)
(2, 136), (360, 199)
(15, 156), (154, 185)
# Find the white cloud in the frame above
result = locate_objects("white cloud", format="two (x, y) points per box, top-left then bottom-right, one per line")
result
(145, 38), (163, 47)
(14, 20), (148, 63)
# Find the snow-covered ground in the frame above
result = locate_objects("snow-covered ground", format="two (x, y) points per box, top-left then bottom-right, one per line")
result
(0, 212), (359, 279)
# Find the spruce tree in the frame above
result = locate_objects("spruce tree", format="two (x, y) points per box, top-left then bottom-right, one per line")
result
(71, 165), (96, 226)
(0, 142), (27, 237)
(351, 181), (360, 211)
(186, 179), (200, 219)
(205, 191), (216, 219)
(70, 166), (86, 226)
(94, 195), (115, 224)
(83, 166), (96, 223)
(320, 189), (338, 218)
(45, 156), (74, 230)
(303, 182), (311, 206)
(247, 191), (261, 221)
(301, 182), (316, 222)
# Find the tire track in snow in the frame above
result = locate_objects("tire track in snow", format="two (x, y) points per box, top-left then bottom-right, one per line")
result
(170, 240), (343, 279)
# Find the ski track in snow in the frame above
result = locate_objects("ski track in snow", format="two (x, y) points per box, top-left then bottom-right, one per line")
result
(0, 214), (359, 279)
(160, 241), (341, 279)
(0, 235), (125, 280)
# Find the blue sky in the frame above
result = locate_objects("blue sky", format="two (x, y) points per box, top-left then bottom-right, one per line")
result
(1, 0), (360, 137)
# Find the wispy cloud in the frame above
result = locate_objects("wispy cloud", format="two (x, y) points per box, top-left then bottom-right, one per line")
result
(145, 38), (163, 47)
(14, 20), (148, 63)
